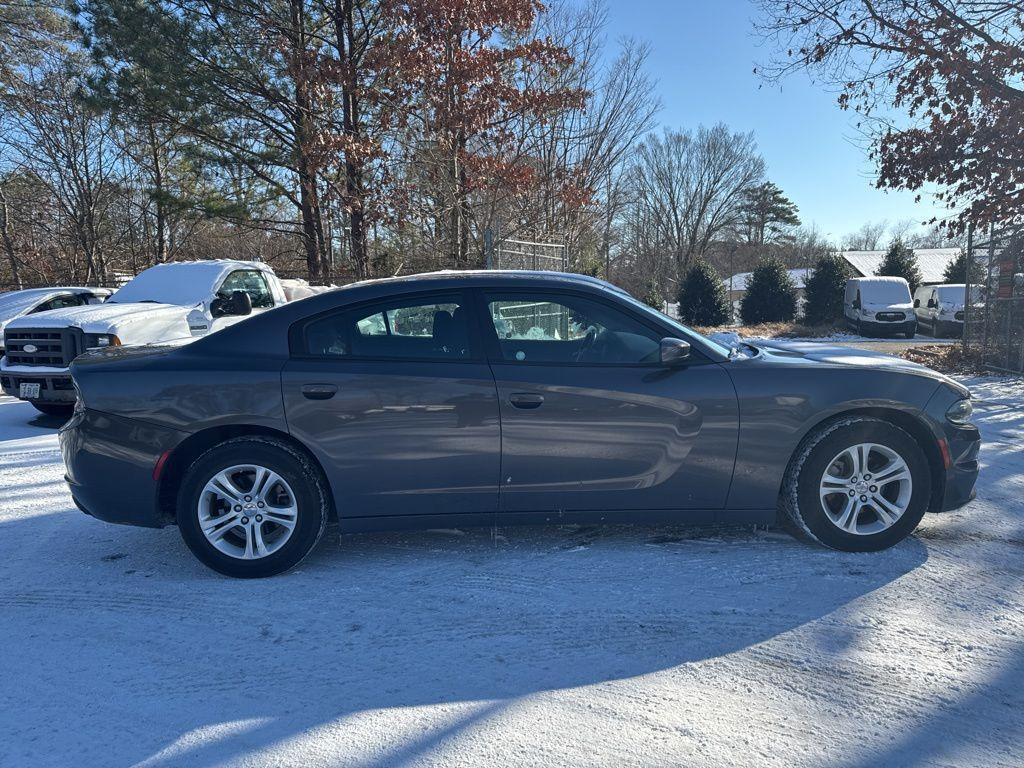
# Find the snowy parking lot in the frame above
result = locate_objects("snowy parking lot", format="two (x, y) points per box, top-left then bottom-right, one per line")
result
(1, 376), (1023, 767)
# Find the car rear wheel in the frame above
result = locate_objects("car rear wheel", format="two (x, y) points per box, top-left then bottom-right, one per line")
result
(32, 402), (74, 419)
(780, 417), (931, 552)
(177, 437), (329, 577)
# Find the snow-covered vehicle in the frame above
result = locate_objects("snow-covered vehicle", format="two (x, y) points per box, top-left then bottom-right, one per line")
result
(0, 287), (113, 356)
(1, 260), (289, 416)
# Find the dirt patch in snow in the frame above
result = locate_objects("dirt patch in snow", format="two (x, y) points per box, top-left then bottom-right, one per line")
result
(899, 344), (994, 375)
(694, 321), (846, 339)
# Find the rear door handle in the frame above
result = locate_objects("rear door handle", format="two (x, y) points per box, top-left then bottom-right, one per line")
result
(509, 392), (544, 409)
(301, 383), (338, 400)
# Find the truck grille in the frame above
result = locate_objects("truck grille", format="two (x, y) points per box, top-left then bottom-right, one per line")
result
(875, 312), (906, 322)
(3, 328), (80, 367)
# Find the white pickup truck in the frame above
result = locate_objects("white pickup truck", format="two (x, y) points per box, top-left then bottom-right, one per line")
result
(1, 260), (293, 416)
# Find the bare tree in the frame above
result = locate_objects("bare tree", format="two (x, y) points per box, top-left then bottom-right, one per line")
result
(843, 220), (888, 251)
(2, 54), (120, 282)
(625, 124), (765, 279)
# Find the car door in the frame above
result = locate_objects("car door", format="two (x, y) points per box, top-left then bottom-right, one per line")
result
(928, 288), (940, 328)
(281, 290), (501, 524)
(913, 287), (928, 326)
(479, 289), (739, 522)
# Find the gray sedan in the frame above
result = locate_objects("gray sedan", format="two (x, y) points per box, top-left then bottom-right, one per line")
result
(59, 271), (980, 577)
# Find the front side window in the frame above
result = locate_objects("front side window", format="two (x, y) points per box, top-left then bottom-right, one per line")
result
(301, 294), (471, 360)
(219, 270), (275, 308)
(486, 292), (661, 365)
(32, 295), (85, 313)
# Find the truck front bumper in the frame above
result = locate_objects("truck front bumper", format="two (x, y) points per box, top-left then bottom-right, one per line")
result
(0, 370), (76, 403)
(859, 318), (917, 337)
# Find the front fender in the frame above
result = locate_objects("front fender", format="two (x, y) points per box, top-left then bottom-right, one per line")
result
(723, 359), (941, 509)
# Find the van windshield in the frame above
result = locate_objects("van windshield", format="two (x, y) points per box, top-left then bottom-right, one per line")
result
(936, 286), (966, 302)
(864, 281), (911, 303)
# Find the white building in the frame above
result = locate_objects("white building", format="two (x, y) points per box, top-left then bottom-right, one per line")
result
(839, 248), (960, 285)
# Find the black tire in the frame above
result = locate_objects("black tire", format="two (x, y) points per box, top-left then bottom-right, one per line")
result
(177, 437), (329, 578)
(32, 402), (74, 419)
(779, 417), (931, 552)
(905, 326), (917, 339)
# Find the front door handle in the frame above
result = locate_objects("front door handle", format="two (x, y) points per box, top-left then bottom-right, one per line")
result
(509, 392), (544, 409)
(301, 383), (338, 400)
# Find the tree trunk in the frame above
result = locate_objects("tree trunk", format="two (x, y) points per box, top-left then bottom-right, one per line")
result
(297, 160), (324, 282)
(146, 120), (168, 264)
(333, 0), (370, 279)
(289, 0), (328, 282)
(0, 186), (22, 289)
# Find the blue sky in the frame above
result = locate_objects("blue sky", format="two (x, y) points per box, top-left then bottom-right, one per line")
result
(604, 0), (945, 243)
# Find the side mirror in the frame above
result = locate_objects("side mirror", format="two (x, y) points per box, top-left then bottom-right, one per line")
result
(660, 337), (691, 367)
(913, 298), (920, 308)
(927, 298), (937, 309)
(212, 290), (253, 318)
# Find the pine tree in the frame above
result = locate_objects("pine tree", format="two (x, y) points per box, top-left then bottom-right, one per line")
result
(942, 250), (981, 283)
(640, 283), (664, 310)
(878, 238), (922, 293)
(740, 256), (797, 324)
(676, 258), (731, 326)
(739, 181), (801, 246)
(803, 253), (849, 325)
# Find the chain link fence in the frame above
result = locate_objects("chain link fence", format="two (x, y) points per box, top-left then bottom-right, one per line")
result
(965, 223), (1024, 373)
(484, 232), (567, 272)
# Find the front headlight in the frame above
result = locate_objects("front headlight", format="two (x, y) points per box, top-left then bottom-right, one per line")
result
(860, 308), (872, 317)
(84, 333), (121, 350)
(946, 398), (974, 424)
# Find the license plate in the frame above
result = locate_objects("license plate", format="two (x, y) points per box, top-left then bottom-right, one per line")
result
(19, 382), (41, 399)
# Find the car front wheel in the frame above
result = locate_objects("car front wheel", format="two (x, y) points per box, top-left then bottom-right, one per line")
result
(780, 417), (931, 552)
(177, 437), (329, 577)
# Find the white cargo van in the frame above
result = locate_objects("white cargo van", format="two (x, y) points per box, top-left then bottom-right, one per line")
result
(913, 284), (975, 337)
(844, 277), (917, 338)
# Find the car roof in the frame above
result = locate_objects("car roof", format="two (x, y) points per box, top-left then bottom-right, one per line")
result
(338, 269), (633, 297)
(189, 268), (729, 364)
(848, 276), (909, 285)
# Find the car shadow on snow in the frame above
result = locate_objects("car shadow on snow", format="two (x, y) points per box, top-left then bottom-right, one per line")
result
(1, 515), (931, 768)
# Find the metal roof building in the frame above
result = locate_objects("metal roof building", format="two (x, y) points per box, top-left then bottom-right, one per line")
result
(839, 248), (960, 285)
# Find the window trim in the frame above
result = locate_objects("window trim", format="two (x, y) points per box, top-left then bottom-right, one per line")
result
(288, 288), (485, 363)
(474, 287), (712, 368)
(218, 269), (276, 309)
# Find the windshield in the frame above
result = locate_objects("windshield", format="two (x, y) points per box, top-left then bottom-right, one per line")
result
(863, 281), (911, 304)
(936, 285), (965, 303)
(617, 292), (733, 358)
(110, 263), (231, 305)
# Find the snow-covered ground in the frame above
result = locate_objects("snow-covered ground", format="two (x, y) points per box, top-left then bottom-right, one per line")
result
(1, 378), (1023, 768)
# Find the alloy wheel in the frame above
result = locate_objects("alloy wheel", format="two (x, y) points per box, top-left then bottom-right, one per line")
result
(818, 443), (913, 535)
(197, 464), (299, 559)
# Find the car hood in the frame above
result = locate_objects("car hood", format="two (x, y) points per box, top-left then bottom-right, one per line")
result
(3, 302), (196, 342)
(750, 340), (969, 397)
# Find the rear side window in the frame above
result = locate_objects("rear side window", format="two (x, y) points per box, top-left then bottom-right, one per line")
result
(219, 270), (275, 308)
(300, 294), (473, 360)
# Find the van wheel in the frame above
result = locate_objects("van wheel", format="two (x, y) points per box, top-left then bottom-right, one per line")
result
(177, 437), (329, 578)
(780, 417), (931, 552)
